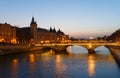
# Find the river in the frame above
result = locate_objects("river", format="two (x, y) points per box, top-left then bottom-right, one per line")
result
(0, 46), (120, 78)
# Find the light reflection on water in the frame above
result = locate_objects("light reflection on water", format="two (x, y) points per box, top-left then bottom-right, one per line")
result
(0, 46), (120, 78)
(88, 54), (95, 77)
(55, 55), (67, 78)
(12, 59), (19, 78)
(29, 54), (35, 63)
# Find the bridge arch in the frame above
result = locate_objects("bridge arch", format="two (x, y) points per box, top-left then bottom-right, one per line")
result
(95, 46), (111, 54)
(34, 42), (119, 53)
(44, 44), (110, 53)
(69, 44), (111, 53)
(66, 45), (88, 53)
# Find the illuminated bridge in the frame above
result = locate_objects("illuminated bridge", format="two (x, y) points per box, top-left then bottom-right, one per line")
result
(33, 42), (120, 53)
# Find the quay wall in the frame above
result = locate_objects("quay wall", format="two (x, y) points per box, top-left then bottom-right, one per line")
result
(108, 46), (120, 65)
(0, 44), (45, 55)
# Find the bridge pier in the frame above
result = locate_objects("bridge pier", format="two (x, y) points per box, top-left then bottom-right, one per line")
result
(82, 44), (96, 53)
(88, 49), (95, 54)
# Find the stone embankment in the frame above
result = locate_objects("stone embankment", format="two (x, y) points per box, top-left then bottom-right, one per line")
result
(108, 46), (120, 65)
(0, 44), (30, 55)
(0, 44), (46, 55)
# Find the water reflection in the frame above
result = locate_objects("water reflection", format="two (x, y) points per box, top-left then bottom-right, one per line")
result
(11, 59), (19, 78)
(95, 46), (110, 55)
(29, 54), (35, 78)
(50, 49), (55, 54)
(29, 54), (35, 63)
(108, 55), (115, 61)
(55, 55), (66, 78)
(0, 46), (120, 78)
(13, 59), (18, 64)
(56, 55), (61, 63)
(88, 54), (95, 77)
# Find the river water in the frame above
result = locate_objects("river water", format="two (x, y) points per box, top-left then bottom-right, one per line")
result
(0, 46), (120, 78)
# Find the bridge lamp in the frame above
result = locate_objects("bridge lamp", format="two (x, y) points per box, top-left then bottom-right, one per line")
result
(88, 44), (92, 48)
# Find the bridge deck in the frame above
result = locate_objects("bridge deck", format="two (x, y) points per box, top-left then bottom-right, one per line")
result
(34, 42), (120, 47)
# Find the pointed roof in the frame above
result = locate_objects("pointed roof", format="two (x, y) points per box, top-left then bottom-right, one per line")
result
(32, 17), (35, 22)
(31, 16), (37, 24)
(57, 28), (64, 35)
(49, 26), (53, 32)
(58, 28), (61, 32)
(53, 27), (56, 33)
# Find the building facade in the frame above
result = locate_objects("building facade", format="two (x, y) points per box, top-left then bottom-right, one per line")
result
(30, 17), (69, 44)
(0, 23), (16, 43)
(0, 17), (69, 44)
(30, 17), (38, 44)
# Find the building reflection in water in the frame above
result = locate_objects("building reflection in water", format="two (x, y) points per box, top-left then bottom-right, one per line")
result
(56, 55), (61, 63)
(50, 49), (55, 55)
(55, 55), (66, 78)
(29, 54), (35, 77)
(12, 59), (19, 78)
(29, 54), (35, 63)
(88, 54), (96, 77)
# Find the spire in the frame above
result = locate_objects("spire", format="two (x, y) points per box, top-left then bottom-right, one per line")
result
(57, 28), (64, 35)
(53, 27), (56, 33)
(58, 28), (61, 32)
(32, 17), (35, 22)
(31, 16), (36, 24)
(57, 28), (61, 34)
(50, 26), (52, 32)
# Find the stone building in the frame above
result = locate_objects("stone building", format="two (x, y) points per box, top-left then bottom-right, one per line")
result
(31, 17), (69, 44)
(30, 17), (38, 43)
(16, 17), (69, 44)
(0, 23), (16, 43)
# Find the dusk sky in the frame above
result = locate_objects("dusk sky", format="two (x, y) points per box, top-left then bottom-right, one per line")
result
(0, 0), (120, 38)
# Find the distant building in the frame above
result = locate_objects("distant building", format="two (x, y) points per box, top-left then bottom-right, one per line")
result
(0, 23), (16, 43)
(16, 17), (69, 44)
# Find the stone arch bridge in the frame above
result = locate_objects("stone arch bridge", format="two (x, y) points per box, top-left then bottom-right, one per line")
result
(34, 42), (120, 53)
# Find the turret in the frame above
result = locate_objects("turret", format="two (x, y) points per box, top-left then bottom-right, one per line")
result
(53, 27), (56, 33)
(49, 26), (53, 32)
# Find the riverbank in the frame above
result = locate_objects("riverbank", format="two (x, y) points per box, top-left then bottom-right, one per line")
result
(0, 44), (46, 55)
(108, 46), (120, 65)
(0, 44), (29, 55)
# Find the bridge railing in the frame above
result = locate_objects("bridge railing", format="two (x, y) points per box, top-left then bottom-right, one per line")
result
(33, 42), (120, 47)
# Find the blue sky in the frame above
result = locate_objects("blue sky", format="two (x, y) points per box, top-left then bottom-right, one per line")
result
(0, 0), (120, 38)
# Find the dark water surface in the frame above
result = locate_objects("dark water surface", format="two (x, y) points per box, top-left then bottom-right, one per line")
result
(0, 46), (120, 78)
